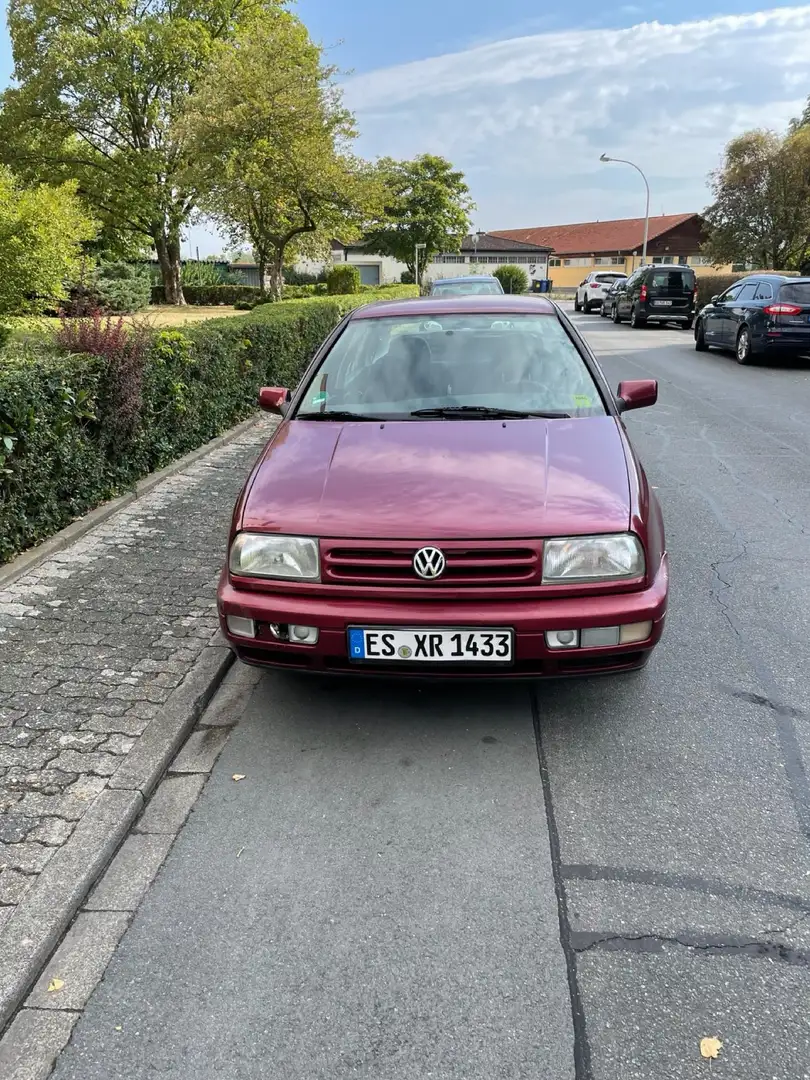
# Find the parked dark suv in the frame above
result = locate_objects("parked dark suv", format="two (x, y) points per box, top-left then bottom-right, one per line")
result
(612, 265), (696, 328)
(695, 274), (810, 364)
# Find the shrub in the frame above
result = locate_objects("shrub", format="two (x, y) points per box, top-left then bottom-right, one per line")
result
(64, 261), (151, 315)
(283, 266), (325, 285)
(283, 284), (318, 300)
(0, 285), (417, 562)
(400, 269), (415, 285)
(325, 265), (361, 295)
(150, 284), (262, 306)
(693, 269), (798, 307)
(494, 265), (529, 294)
(0, 325), (11, 351)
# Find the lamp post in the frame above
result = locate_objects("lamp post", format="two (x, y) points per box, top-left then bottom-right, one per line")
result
(415, 242), (426, 292)
(599, 153), (650, 270)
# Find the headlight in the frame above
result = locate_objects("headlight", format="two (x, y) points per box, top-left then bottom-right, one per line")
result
(542, 534), (644, 583)
(229, 533), (319, 580)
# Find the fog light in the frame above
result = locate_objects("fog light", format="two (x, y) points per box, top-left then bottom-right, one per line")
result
(289, 624), (319, 645)
(226, 615), (256, 639)
(581, 626), (621, 648)
(619, 621), (653, 644)
(546, 629), (579, 649)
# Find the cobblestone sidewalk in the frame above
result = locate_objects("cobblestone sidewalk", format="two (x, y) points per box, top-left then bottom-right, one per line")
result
(0, 420), (270, 939)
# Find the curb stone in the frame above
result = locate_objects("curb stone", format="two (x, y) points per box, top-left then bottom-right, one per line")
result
(0, 415), (260, 589)
(0, 643), (235, 1034)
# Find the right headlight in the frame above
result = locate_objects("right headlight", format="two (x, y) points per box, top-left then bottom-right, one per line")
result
(542, 534), (645, 583)
(229, 533), (320, 581)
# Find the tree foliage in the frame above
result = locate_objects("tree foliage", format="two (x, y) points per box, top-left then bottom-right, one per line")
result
(0, 0), (286, 304)
(182, 8), (381, 299)
(363, 155), (475, 284)
(702, 129), (810, 270)
(0, 166), (98, 316)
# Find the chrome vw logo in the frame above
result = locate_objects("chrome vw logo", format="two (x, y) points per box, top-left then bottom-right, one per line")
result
(413, 546), (446, 580)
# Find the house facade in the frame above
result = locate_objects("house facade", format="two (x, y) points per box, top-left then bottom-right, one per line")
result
(294, 233), (551, 286)
(492, 214), (717, 289)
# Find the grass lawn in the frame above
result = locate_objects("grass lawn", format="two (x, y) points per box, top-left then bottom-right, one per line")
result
(132, 306), (247, 327)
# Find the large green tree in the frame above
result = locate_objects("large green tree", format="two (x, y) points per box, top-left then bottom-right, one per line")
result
(0, 0), (285, 304)
(182, 8), (381, 299)
(0, 166), (98, 316)
(703, 128), (810, 270)
(363, 155), (475, 285)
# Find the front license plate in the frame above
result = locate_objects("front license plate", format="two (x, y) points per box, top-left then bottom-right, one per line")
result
(653, 299), (673, 306)
(348, 627), (514, 663)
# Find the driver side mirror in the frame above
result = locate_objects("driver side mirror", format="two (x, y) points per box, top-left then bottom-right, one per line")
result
(616, 379), (658, 413)
(258, 386), (291, 416)
(711, 295), (720, 304)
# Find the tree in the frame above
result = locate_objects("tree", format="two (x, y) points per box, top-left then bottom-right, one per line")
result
(0, 0), (285, 304)
(703, 129), (810, 270)
(0, 166), (98, 317)
(182, 8), (382, 300)
(363, 155), (475, 285)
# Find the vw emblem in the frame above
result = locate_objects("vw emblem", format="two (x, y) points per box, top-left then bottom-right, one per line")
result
(413, 546), (446, 580)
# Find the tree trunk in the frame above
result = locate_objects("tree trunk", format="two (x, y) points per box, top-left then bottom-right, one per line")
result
(153, 227), (186, 305)
(267, 250), (284, 301)
(257, 251), (268, 297)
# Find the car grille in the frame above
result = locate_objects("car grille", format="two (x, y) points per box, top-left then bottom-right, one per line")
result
(320, 540), (542, 588)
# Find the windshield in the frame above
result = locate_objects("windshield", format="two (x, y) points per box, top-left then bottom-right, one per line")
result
(431, 280), (503, 296)
(594, 274), (625, 284)
(295, 313), (606, 420)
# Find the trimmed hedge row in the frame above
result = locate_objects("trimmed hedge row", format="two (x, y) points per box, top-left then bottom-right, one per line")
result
(0, 286), (417, 562)
(694, 270), (799, 307)
(149, 284), (262, 306)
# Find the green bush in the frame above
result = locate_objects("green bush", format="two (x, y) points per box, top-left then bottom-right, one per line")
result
(282, 284), (318, 299)
(494, 265), (529, 294)
(325, 265), (361, 295)
(694, 269), (797, 308)
(400, 269), (415, 285)
(0, 285), (417, 562)
(283, 266), (325, 285)
(150, 284), (262, 306)
(95, 261), (152, 313)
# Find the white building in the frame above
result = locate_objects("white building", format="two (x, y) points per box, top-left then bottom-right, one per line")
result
(294, 233), (551, 286)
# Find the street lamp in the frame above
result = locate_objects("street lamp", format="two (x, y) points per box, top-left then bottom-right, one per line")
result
(599, 153), (650, 268)
(414, 242), (426, 292)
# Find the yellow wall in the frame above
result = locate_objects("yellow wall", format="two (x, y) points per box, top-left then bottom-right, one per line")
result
(547, 256), (731, 289)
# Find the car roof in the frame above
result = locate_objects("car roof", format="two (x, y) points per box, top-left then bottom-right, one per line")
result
(430, 275), (501, 285)
(740, 273), (810, 282)
(351, 295), (557, 319)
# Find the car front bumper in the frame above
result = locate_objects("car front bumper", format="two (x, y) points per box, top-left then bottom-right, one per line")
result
(217, 556), (669, 678)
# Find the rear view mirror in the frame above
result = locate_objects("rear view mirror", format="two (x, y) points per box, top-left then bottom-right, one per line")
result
(711, 295), (719, 304)
(259, 386), (290, 416)
(616, 379), (658, 413)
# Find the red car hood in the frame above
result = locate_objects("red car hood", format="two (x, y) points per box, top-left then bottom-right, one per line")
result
(240, 417), (631, 540)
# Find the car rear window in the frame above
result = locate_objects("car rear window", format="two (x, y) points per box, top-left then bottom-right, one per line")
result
(778, 282), (810, 304)
(594, 274), (625, 284)
(432, 280), (503, 295)
(296, 313), (607, 420)
(650, 270), (695, 292)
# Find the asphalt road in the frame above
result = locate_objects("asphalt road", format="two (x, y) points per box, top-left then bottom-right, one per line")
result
(52, 311), (810, 1079)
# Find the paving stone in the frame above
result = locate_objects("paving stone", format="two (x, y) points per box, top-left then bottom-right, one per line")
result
(168, 727), (231, 775)
(80, 714), (150, 737)
(27, 817), (76, 846)
(50, 750), (121, 777)
(84, 832), (174, 911)
(0, 812), (37, 843)
(99, 733), (136, 756)
(0, 840), (54, 874)
(135, 773), (207, 835)
(0, 868), (35, 905)
(0, 1008), (79, 1080)
(25, 910), (131, 1011)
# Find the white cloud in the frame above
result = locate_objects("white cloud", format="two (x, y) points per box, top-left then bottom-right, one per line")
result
(343, 6), (810, 227)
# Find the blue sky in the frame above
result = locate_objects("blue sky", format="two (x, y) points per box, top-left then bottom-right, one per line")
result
(3, 2), (810, 255)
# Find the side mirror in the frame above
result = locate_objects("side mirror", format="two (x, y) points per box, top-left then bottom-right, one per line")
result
(258, 386), (290, 416)
(710, 295), (719, 304)
(616, 379), (658, 413)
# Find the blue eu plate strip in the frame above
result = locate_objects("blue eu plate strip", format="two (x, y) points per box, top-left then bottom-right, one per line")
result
(348, 629), (366, 659)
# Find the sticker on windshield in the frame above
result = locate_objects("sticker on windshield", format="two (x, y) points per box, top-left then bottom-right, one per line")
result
(309, 391), (329, 407)
(573, 394), (592, 408)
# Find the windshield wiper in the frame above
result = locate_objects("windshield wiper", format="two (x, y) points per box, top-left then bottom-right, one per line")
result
(296, 410), (387, 422)
(410, 406), (571, 420)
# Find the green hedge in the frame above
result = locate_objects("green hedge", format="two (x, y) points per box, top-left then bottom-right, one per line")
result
(695, 269), (798, 307)
(149, 284), (262, 306)
(326, 265), (361, 295)
(0, 286), (417, 562)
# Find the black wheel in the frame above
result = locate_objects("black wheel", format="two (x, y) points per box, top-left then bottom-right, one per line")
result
(736, 326), (755, 365)
(574, 294), (581, 312)
(683, 318), (694, 331)
(583, 300), (591, 314)
(694, 319), (708, 351)
(630, 305), (646, 329)
(600, 304), (608, 319)
(612, 304), (622, 324)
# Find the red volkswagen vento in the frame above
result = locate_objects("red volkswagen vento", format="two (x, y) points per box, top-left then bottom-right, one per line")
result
(218, 295), (668, 677)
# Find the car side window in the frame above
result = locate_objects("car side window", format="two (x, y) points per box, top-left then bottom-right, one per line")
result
(720, 284), (744, 303)
(753, 282), (773, 300)
(736, 283), (758, 302)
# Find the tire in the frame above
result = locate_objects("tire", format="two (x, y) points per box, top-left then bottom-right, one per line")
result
(694, 319), (708, 351)
(600, 304), (608, 319)
(612, 304), (622, 324)
(683, 318), (694, 331)
(630, 305), (646, 329)
(574, 294), (581, 312)
(583, 300), (591, 314)
(736, 326), (755, 365)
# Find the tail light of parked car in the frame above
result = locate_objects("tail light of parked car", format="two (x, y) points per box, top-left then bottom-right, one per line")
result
(640, 285), (648, 301)
(589, 283), (600, 289)
(764, 303), (803, 315)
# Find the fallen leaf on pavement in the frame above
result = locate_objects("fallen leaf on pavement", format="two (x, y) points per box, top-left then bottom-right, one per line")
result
(232, 774), (246, 782)
(47, 978), (65, 993)
(700, 1037), (723, 1059)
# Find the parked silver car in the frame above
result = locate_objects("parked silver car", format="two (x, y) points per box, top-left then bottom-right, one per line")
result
(574, 271), (627, 313)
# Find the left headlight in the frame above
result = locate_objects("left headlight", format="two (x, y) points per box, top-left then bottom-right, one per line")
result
(229, 533), (320, 581)
(542, 533), (645, 583)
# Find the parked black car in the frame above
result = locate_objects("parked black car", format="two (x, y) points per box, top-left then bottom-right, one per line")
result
(612, 264), (696, 328)
(695, 274), (810, 364)
(600, 279), (625, 320)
